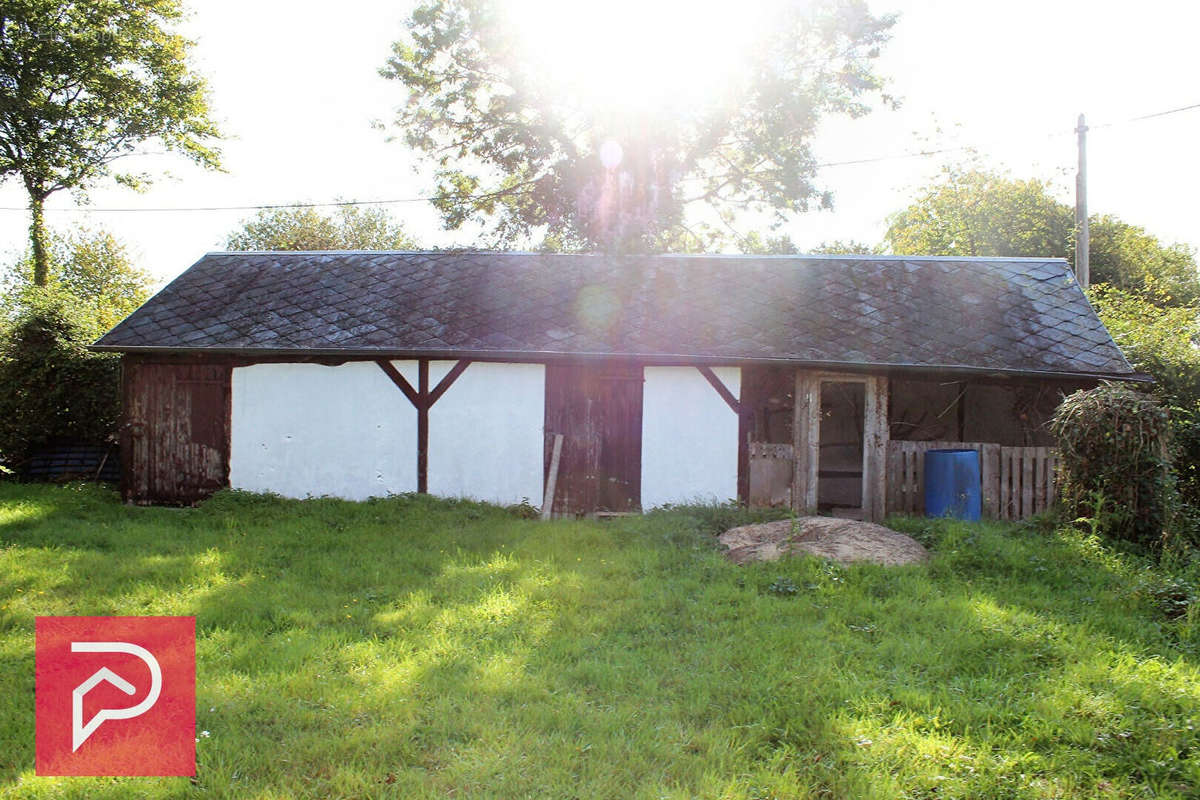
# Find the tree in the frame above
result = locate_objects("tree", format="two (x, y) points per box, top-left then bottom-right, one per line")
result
(1090, 217), (1200, 306)
(2, 226), (155, 338)
(0, 0), (221, 286)
(225, 205), (419, 251)
(0, 296), (121, 467)
(381, 0), (895, 251)
(884, 169), (1074, 261)
(883, 167), (1200, 304)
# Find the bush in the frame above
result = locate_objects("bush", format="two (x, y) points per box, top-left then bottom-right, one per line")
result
(1090, 284), (1200, 506)
(0, 297), (120, 469)
(1050, 384), (1172, 551)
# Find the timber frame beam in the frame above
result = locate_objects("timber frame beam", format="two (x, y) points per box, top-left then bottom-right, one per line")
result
(696, 366), (750, 506)
(376, 358), (472, 493)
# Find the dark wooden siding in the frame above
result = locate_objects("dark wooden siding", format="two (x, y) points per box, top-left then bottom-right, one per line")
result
(544, 363), (643, 515)
(121, 356), (231, 505)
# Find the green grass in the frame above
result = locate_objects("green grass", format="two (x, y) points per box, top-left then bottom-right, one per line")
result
(1, 483), (1198, 799)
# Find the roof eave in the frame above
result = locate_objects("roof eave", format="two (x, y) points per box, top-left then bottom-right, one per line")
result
(87, 343), (1149, 383)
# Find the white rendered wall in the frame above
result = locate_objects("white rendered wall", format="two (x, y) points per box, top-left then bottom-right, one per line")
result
(641, 366), (740, 509)
(427, 361), (545, 505)
(230, 361), (419, 500)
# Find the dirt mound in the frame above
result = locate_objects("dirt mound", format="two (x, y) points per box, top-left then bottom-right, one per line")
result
(719, 517), (929, 566)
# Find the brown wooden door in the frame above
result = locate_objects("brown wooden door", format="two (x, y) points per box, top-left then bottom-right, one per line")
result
(122, 358), (231, 504)
(544, 363), (643, 514)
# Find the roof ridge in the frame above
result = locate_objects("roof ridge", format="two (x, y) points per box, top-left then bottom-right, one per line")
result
(205, 249), (1070, 264)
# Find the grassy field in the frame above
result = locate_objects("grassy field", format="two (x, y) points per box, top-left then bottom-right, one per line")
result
(0, 483), (1198, 799)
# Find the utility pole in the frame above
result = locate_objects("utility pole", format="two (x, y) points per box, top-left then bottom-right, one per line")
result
(1075, 113), (1089, 289)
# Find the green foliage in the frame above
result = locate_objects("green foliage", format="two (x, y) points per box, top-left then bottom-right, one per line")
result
(2, 487), (1200, 797)
(0, 0), (221, 284)
(1091, 216), (1200, 306)
(224, 205), (418, 251)
(1051, 384), (1173, 550)
(766, 576), (799, 596)
(2, 227), (155, 337)
(885, 168), (1073, 260)
(1090, 285), (1200, 505)
(884, 167), (1200, 304)
(0, 296), (120, 466)
(382, 0), (895, 250)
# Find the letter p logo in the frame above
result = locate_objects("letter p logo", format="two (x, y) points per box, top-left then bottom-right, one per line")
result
(36, 617), (195, 776)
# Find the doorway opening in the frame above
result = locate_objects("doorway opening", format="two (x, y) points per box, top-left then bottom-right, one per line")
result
(817, 380), (866, 518)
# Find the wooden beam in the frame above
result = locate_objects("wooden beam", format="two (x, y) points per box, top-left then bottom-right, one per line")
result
(428, 359), (471, 406)
(737, 406), (750, 507)
(863, 376), (889, 522)
(417, 360), (429, 494)
(696, 366), (741, 415)
(792, 370), (819, 513)
(375, 359), (419, 407)
(376, 359), (473, 495)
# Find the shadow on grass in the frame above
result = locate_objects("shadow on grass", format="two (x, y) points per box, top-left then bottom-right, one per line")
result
(0, 486), (1197, 798)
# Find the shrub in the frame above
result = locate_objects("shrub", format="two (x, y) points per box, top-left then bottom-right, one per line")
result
(1050, 384), (1172, 551)
(0, 296), (120, 469)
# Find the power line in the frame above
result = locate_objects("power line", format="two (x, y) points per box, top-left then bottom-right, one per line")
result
(0, 196), (438, 214)
(0, 99), (1196, 215)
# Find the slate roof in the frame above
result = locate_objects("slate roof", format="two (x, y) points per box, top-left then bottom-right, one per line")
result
(92, 251), (1136, 379)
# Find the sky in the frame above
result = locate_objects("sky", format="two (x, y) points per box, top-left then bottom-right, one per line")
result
(1, 0), (1198, 283)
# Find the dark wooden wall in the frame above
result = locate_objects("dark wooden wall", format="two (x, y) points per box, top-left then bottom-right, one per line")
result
(121, 356), (231, 505)
(544, 363), (643, 515)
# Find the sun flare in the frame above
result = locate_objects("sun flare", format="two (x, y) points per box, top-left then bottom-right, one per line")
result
(503, 0), (782, 112)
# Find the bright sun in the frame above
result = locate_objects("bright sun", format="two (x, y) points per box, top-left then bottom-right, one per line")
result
(503, 0), (782, 113)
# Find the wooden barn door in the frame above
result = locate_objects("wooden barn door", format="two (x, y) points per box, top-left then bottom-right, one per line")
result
(122, 358), (231, 505)
(544, 363), (643, 515)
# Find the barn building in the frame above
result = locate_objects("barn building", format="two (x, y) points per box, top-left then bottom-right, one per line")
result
(91, 251), (1137, 519)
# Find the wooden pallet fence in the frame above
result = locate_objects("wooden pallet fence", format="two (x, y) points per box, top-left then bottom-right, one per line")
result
(997, 446), (1059, 520)
(886, 441), (1057, 520)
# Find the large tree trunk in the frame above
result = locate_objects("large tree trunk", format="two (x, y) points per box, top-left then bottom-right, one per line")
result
(28, 189), (49, 287)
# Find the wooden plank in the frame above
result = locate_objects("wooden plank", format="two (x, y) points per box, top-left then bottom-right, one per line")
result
(980, 443), (1000, 519)
(1036, 446), (1051, 513)
(888, 441), (897, 510)
(999, 448), (1011, 520)
(1021, 448), (1034, 519)
(541, 433), (564, 520)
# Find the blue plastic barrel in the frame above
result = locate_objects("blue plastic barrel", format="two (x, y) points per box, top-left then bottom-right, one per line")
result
(924, 449), (982, 521)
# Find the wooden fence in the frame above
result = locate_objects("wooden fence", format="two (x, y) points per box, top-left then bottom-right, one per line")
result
(886, 441), (1059, 520)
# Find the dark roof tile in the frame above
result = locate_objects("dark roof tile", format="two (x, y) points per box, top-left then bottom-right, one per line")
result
(93, 251), (1134, 378)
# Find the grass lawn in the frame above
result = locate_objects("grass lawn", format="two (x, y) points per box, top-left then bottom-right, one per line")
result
(1, 484), (1198, 799)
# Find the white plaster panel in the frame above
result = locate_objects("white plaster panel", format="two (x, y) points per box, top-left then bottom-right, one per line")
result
(641, 366), (740, 509)
(426, 361), (545, 505)
(230, 361), (418, 499)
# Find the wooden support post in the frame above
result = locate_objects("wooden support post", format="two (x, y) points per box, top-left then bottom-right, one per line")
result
(863, 376), (889, 522)
(375, 358), (472, 494)
(417, 359), (429, 494)
(792, 370), (818, 513)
